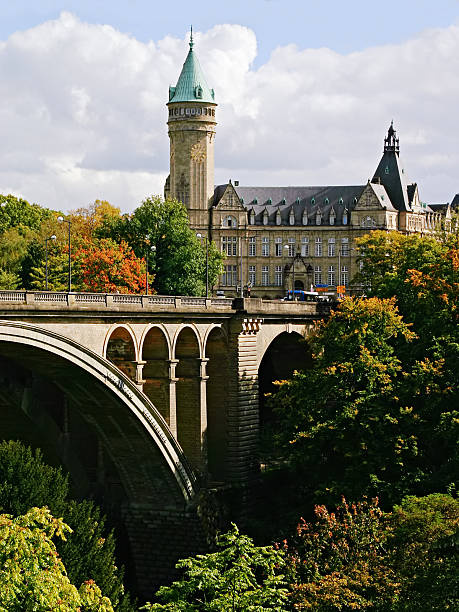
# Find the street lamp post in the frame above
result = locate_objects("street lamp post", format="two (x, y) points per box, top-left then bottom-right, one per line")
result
(45, 235), (56, 290)
(284, 244), (296, 296)
(306, 264), (313, 291)
(57, 216), (71, 292)
(196, 233), (209, 298)
(145, 243), (156, 295)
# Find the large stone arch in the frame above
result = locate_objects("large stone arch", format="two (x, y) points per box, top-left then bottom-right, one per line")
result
(0, 321), (201, 595)
(257, 328), (313, 465)
(0, 320), (195, 502)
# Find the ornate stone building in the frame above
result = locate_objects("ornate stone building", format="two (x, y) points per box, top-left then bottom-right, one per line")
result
(165, 36), (454, 298)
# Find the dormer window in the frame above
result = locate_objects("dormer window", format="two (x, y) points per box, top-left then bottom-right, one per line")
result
(329, 208), (336, 225)
(276, 209), (282, 225)
(267, 198), (272, 205)
(385, 166), (389, 174)
(263, 210), (269, 225)
(296, 197), (301, 204)
(311, 197), (315, 205)
(249, 210), (255, 225)
(223, 215), (238, 228)
(302, 210), (308, 226)
(339, 197), (343, 205)
(343, 209), (348, 225)
(324, 197), (329, 205)
(316, 209), (322, 225)
(253, 198), (258, 204)
(195, 85), (203, 99)
(289, 208), (295, 225)
(282, 198), (286, 205)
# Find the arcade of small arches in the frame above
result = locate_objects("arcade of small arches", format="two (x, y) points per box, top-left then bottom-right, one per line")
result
(102, 320), (312, 481)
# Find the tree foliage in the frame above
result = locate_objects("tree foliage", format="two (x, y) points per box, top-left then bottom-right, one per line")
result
(0, 506), (114, 612)
(142, 524), (289, 611)
(271, 229), (458, 507)
(0, 441), (134, 611)
(271, 297), (436, 505)
(284, 497), (399, 610)
(97, 196), (223, 296)
(282, 493), (458, 611)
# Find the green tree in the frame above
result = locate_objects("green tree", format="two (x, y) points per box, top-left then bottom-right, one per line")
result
(98, 196), (223, 296)
(387, 493), (459, 611)
(0, 441), (134, 611)
(272, 296), (429, 506)
(142, 524), (289, 611)
(0, 269), (21, 289)
(0, 506), (114, 611)
(0, 193), (53, 235)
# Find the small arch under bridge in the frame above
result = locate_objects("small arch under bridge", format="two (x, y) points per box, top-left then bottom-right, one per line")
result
(0, 291), (329, 595)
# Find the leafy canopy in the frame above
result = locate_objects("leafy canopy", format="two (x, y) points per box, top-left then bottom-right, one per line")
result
(0, 441), (134, 611)
(142, 524), (289, 611)
(0, 506), (114, 612)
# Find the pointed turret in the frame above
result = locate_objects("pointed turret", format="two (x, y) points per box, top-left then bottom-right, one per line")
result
(372, 122), (410, 211)
(168, 31), (215, 104)
(166, 31), (217, 232)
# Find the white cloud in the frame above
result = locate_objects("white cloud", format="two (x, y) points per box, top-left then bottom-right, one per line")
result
(0, 13), (457, 212)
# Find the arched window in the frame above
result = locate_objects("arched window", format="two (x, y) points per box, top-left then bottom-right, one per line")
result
(276, 209), (282, 225)
(263, 210), (269, 225)
(316, 209), (322, 225)
(289, 208), (295, 225)
(329, 208), (336, 225)
(223, 215), (238, 228)
(343, 209), (348, 225)
(302, 211), (308, 226)
(249, 209), (255, 225)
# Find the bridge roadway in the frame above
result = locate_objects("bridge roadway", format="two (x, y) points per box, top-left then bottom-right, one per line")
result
(0, 290), (327, 595)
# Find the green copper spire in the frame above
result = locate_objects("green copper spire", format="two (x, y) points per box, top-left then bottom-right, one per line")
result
(168, 31), (215, 104)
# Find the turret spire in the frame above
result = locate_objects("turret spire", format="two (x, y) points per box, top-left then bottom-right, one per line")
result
(384, 120), (400, 153)
(189, 26), (194, 50)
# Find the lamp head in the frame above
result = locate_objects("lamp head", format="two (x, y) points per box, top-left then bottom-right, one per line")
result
(57, 216), (64, 222)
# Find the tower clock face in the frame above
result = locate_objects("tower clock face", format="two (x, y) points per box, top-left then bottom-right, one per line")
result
(190, 142), (206, 163)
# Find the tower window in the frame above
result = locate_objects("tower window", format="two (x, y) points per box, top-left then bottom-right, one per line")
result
(385, 166), (389, 174)
(195, 85), (203, 99)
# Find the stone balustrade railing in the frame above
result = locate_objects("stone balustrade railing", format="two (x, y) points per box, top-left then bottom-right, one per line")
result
(0, 290), (324, 315)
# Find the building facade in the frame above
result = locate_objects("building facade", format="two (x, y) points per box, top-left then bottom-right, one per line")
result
(165, 36), (453, 298)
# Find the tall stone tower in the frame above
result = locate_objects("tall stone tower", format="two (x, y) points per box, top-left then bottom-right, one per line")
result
(165, 32), (217, 232)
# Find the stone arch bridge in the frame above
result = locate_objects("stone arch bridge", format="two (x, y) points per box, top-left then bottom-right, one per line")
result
(0, 290), (328, 595)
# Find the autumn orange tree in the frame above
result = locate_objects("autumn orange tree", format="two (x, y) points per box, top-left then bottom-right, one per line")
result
(282, 493), (458, 611)
(75, 238), (147, 294)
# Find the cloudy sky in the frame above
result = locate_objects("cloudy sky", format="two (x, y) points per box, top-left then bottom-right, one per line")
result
(1, 0), (458, 212)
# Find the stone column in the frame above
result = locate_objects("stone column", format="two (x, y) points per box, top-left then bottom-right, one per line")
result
(132, 360), (146, 391)
(168, 359), (179, 438)
(199, 357), (209, 472)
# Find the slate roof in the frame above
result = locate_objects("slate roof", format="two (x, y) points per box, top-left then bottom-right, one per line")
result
(372, 147), (411, 212)
(168, 35), (215, 104)
(214, 184), (366, 225)
(451, 194), (459, 209)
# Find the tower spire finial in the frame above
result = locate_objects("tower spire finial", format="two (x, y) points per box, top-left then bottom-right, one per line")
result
(189, 26), (194, 50)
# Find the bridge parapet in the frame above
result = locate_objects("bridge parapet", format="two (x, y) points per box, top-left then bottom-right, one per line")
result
(0, 290), (326, 316)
